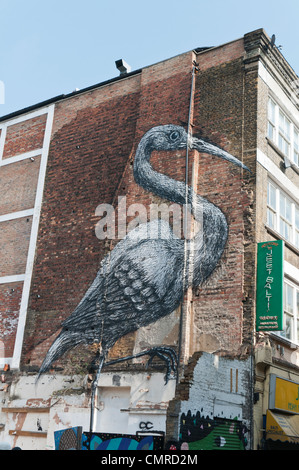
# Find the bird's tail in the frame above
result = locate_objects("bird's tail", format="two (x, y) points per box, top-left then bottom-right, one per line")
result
(36, 329), (82, 382)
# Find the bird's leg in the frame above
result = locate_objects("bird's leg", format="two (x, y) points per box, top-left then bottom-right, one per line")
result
(105, 347), (178, 384)
(89, 352), (105, 434)
(145, 347), (177, 383)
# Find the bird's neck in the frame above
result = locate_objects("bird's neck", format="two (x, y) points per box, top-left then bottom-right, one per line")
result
(134, 154), (228, 286)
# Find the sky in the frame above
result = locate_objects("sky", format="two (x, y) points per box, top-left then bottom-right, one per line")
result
(0, 0), (298, 118)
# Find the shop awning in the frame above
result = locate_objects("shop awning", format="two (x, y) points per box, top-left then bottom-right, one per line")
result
(266, 410), (299, 444)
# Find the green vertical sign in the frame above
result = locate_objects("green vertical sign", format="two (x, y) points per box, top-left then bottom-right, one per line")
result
(256, 240), (284, 331)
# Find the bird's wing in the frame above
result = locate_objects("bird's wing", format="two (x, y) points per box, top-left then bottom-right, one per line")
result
(62, 220), (183, 332)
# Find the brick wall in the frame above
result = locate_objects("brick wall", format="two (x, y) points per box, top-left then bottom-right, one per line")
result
(0, 216), (32, 276)
(0, 110), (49, 364)
(2, 114), (46, 159)
(0, 282), (23, 358)
(0, 156), (41, 215)
(22, 81), (142, 367)
(189, 50), (255, 354)
(13, 40), (255, 377)
(22, 52), (196, 370)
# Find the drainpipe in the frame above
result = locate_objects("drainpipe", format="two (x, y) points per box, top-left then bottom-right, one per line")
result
(177, 59), (199, 382)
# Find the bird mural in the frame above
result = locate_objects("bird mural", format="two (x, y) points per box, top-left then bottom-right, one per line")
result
(37, 124), (249, 430)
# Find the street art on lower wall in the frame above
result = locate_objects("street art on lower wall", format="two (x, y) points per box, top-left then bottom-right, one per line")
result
(165, 411), (248, 451)
(38, 125), (249, 383)
(54, 428), (164, 451)
(82, 432), (164, 451)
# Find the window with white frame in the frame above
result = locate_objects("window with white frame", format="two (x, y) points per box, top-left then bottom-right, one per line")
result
(267, 180), (299, 249)
(268, 98), (276, 141)
(296, 206), (299, 247)
(267, 180), (277, 229)
(294, 128), (299, 166)
(279, 280), (299, 343)
(278, 109), (291, 157)
(279, 192), (292, 241)
(267, 97), (299, 166)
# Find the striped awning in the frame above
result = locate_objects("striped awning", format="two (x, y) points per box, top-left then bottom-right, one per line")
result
(266, 410), (299, 444)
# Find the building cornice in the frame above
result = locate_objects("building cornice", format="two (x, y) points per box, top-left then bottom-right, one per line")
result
(244, 29), (299, 110)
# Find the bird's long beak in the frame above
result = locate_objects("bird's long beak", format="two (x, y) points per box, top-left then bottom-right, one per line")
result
(189, 135), (250, 172)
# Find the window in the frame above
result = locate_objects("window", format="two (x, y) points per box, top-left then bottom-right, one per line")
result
(268, 98), (276, 141)
(267, 97), (299, 166)
(294, 128), (299, 166)
(280, 280), (299, 343)
(279, 192), (292, 242)
(267, 180), (277, 229)
(267, 180), (299, 248)
(296, 207), (299, 247)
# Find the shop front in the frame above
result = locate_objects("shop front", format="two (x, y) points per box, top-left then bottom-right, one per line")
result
(265, 375), (299, 450)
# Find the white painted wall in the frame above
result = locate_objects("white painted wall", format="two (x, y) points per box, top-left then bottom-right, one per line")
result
(180, 352), (251, 424)
(0, 371), (176, 450)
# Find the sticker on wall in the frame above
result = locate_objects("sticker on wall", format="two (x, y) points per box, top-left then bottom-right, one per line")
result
(54, 426), (83, 450)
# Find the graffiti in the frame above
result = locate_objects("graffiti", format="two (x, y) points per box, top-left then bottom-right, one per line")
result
(165, 411), (248, 450)
(38, 124), (249, 391)
(82, 432), (164, 451)
(139, 421), (153, 431)
(54, 428), (164, 451)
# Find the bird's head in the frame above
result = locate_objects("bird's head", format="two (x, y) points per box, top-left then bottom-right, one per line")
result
(140, 124), (188, 155)
(137, 124), (250, 172)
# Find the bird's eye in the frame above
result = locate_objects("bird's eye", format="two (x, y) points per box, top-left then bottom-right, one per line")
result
(169, 131), (179, 141)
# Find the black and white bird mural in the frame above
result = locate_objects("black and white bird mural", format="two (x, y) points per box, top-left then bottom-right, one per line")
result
(37, 124), (249, 427)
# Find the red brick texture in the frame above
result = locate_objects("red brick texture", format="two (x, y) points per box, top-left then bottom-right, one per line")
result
(0, 282), (23, 358)
(0, 112), (48, 361)
(0, 216), (32, 277)
(0, 156), (41, 215)
(3, 114), (47, 159)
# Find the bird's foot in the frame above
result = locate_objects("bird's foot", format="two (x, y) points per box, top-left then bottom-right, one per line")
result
(144, 347), (178, 384)
(104, 346), (178, 384)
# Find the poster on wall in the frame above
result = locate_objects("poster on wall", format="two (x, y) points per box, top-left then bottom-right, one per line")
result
(256, 240), (284, 332)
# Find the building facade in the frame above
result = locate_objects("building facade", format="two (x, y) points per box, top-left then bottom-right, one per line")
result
(253, 31), (299, 450)
(0, 28), (298, 450)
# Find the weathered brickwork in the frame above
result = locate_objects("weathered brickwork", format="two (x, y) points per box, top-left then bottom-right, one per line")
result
(0, 111), (48, 365)
(3, 40), (257, 377)
(22, 52), (197, 370)
(0, 282), (23, 358)
(23, 87), (142, 366)
(191, 54), (255, 353)
(0, 216), (32, 277)
(3, 114), (47, 159)
(0, 156), (41, 215)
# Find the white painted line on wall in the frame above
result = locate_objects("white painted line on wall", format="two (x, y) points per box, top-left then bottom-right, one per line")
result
(0, 148), (43, 167)
(0, 274), (25, 284)
(0, 106), (50, 128)
(11, 104), (55, 369)
(0, 124), (7, 164)
(0, 208), (34, 223)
